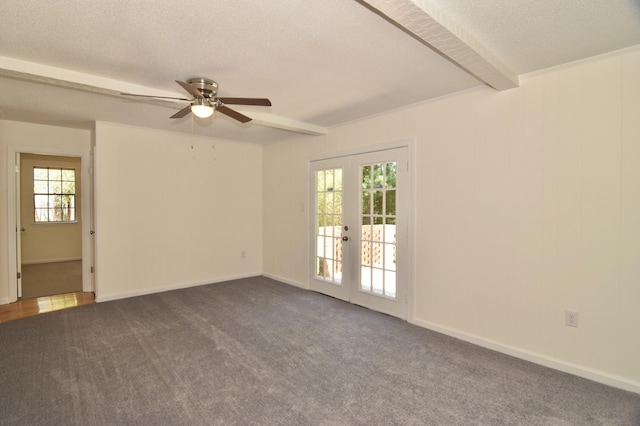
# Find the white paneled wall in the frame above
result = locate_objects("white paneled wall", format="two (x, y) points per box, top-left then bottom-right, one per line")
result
(262, 48), (640, 390)
(620, 50), (640, 382)
(95, 122), (263, 301)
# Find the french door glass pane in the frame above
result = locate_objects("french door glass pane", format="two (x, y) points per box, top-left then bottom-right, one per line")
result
(384, 243), (396, 271)
(384, 271), (397, 297)
(373, 191), (383, 214)
(386, 190), (396, 215)
(362, 191), (371, 214)
(359, 161), (397, 299)
(315, 168), (344, 285)
(361, 266), (371, 291)
(372, 268), (384, 294)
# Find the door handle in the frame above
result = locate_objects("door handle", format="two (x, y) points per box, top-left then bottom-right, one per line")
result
(342, 236), (349, 241)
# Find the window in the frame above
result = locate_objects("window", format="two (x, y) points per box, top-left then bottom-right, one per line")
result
(33, 167), (76, 222)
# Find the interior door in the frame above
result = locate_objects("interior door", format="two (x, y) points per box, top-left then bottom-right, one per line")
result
(309, 147), (408, 319)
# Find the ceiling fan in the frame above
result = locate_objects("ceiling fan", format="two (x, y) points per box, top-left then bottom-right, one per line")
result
(121, 78), (271, 123)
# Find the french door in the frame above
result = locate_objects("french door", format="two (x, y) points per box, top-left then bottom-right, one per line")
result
(308, 147), (409, 319)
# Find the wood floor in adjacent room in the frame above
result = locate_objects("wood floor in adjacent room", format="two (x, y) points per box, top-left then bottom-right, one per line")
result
(0, 292), (94, 323)
(0, 259), (92, 323)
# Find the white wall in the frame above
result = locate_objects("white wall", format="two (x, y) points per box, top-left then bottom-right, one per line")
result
(262, 48), (640, 391)
(0, 120), (91, 304)
(94, 122), (263, 301)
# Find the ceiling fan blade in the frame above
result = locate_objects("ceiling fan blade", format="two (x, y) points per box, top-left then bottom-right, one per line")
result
(175, 80), (204, 99)
(216, 105), (252, 123)
(217, 97), (272, 106)
(120, 93), (191, 101)
(170, 105), (192, 119)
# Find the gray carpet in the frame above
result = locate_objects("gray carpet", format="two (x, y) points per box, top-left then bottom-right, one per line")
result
(0, 276), (638, 425)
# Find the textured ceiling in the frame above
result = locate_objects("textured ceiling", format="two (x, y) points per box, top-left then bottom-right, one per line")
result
(428, 0), (640, 74)
(1, 0), (639, 143)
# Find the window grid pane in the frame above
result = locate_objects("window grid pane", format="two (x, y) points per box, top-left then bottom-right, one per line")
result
(33, 167), (77, 223)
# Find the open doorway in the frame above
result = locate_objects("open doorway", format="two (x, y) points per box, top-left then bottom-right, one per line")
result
(19, 154), (83, 299)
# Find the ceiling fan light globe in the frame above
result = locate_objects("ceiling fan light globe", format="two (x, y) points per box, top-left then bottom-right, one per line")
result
(191, 104), (214, 118)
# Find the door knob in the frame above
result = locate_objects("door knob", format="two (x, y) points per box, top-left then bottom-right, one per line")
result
(342, 236), (349, 241)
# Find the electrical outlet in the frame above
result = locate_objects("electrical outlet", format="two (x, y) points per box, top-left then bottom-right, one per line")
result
(565, 311), (579, 327)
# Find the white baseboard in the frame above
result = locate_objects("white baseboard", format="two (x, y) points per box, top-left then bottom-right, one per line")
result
(262, 273), (307, 289)
(22, 257), (82, 265)
(410, 317), (640, 395)
(95, 272), (262, 303)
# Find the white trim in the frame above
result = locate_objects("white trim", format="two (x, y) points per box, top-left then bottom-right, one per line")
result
(6, 147), (18, 303)
(406, 140), (416, 323)
(6, 145), (94, 303)
(308, 138), (416, 162)
(95, 273), (262, 303)
(15, 151), (22, 298)
(409, 317), (640, 394)
(21, 257), (82, 265)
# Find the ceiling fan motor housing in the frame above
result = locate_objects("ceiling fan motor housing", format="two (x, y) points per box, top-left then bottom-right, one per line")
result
(186, 78), (218, 98)
(120, 78), (269, 122)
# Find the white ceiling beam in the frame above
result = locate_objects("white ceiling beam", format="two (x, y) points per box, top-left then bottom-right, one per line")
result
(357, 0), (519, 90)
(0, 56), (327, 135)
(0, 56), (184, 99)
(234, 111), (327, 136)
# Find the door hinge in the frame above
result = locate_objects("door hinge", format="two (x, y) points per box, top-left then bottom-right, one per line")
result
(17, 272), (21, 279)
(91, 266), (94, 273)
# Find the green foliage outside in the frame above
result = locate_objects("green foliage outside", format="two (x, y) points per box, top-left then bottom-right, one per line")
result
(316, 162), (397, 229)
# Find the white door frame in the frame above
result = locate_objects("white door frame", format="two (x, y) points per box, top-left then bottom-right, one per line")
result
(6, 145), (94, 303)
(15, 152), (22, 298)
(306, 139), (415, 320)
